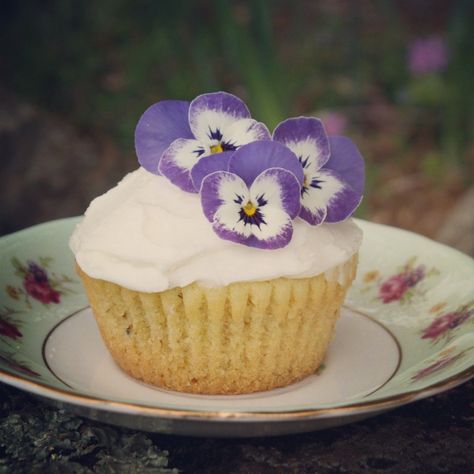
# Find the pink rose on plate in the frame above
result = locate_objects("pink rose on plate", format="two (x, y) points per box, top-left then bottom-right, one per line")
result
(412, 355), (458, 381)
(0, 318), (22, 340)
(379, 274), (409, 303)
(23, 276), (60, 304)
(422, 307), (473, 341)
(22, 261), (60, 305)
(0, 354), (40, 377)
(406, 265), (425, 287)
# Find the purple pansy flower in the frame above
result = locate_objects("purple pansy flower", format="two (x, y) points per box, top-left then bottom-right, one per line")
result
(135, 92), (270, 192)
(273, 117), (364, 225)
(200, 141), (303, 249)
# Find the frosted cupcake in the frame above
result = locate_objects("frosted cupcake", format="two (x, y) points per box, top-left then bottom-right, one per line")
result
(70, 92), (365, 394)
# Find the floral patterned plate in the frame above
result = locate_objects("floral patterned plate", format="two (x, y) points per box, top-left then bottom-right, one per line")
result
(0, 217), (473, 437)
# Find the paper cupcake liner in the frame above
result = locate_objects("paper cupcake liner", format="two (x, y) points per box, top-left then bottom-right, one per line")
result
(77, 254), (358, 394)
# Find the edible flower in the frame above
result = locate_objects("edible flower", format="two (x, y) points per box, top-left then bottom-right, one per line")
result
(135, 91), (366, 250)
(135, 91), (270, 192)
(273, 117), (364, 225)
(199, 141), (303, 249)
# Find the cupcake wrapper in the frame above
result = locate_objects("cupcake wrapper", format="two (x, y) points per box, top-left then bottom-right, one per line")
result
(77, 254), (358, 394)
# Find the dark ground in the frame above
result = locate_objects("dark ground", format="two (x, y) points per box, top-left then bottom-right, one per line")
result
(1, 380), (473, 473)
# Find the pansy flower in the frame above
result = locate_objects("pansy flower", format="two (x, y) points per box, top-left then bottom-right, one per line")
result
(198, 141), (303, 249)
(273, 117), (364, 225)
(135, 91), (270, 192)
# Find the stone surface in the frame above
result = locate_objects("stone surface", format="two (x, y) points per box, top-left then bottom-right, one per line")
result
(0, 384), (176, 473)
(0, 381), (473, 473)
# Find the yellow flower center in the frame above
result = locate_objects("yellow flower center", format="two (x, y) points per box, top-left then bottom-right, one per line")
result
(210, 143), (224, 154)
(303, 174), (309, 188)
(243, 201), (257, 217)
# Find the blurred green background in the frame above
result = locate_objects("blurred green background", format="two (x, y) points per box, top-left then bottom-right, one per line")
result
(1, 0), (473, 236)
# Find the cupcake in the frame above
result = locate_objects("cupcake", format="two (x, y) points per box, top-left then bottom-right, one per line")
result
(70, 92), (365, 394)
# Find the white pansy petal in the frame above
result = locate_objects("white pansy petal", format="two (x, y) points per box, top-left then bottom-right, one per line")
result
(164, 139), (206, 169)
(214, 202), (253, 238)
(250, 168), (301, 219)
(200, 171), (253, 245)
(299, 169), (343, 225)
(221, 119), (270, 149)
(300, 168), (359, 225)
(287, 139), (324, 174)
(158, 138), (207, 192)
(273, 117), (330, 171)
(249, 171), (282, 209)
(189, 92), (251, 144)
(299, 194), (327, 226)
(217, 171), (249, 204)
(251, 206), (293, 242)
(191, 109), (239, 144)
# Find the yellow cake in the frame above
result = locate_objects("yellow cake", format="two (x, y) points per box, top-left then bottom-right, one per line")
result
(76, 255), (357, 394)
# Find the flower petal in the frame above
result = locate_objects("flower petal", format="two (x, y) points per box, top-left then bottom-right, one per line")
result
(229, 141), (304, 187)
(159, 138), (206, 192)
(273, 117), (330, 171)
(200, 171), (249, 224)
(189, 92), (251, 144)
(190, 152), (233, 191)
(300, 168), (361, 224)
(220, 118), (270, 149)
(327, 136), (365, 194)
(250, 168), (301, 220)
(135, 100), (192, 174)
(246, 208), (294, 249)
(201, 171), (252, 244)
(300, 203), (327, 226)
(214, 204), (253, 242)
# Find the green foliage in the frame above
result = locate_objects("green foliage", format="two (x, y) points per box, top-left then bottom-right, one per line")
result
(421, 151), (446, 182)
(1, 0), (472, 173)
(38, 257), (53, 268)
(10, 258), (25, 278)
(443, 1), (474, 171)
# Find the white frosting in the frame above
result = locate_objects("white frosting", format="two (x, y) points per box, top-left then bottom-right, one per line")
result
(70, 168), (362, 292)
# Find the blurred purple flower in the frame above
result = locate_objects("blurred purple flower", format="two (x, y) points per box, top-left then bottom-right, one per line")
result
(408, 36), (448, 76)
(321, 112), (347, 136)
